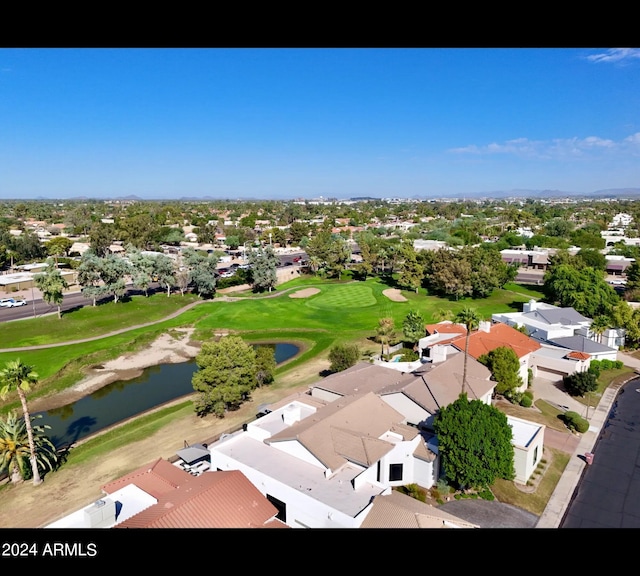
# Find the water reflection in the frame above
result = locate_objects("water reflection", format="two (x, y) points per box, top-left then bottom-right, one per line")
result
(37, 342), (299, 447)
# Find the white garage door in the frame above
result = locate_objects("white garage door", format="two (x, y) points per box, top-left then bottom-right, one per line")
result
(535, 367), (568, 381)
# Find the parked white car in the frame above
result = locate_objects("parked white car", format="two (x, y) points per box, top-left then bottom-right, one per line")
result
(0, 298), (27, 308)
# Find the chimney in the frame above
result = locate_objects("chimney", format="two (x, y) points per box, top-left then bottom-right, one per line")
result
(523, 299), (537, 313)
(478, 320), (491, 333)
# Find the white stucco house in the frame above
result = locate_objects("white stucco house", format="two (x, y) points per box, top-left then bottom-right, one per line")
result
(208, 355), (544, 528)
(492, 300), (621, 374)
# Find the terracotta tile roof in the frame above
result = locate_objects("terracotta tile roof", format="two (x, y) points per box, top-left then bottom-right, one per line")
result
(360, 490), (479, 528)
(102, 458), (191, 499)
(115, 470), (284, 528)
(450, 322), (541, 360)
(566, 351), (591, 360)
(424, 322), (467, 336)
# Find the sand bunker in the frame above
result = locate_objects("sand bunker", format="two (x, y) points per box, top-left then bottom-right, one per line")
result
(382, 288), (408, 302)
(289, 288), (321, 299)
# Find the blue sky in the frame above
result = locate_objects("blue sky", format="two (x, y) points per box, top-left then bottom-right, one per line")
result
(1, 47), (639, 200)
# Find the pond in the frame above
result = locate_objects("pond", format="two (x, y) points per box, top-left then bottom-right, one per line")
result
(35, 342), (299, 448)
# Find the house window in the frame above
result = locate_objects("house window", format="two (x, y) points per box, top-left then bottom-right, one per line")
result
(266, 494), (286, 523)
(533, 446), (539, 465)
(389, 463), (403, 482)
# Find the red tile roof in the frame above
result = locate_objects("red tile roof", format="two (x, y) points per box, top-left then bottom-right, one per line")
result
(450, 322), (541, 359)
(114, 470), (285, 528)
(102, 458), (191, 499)
(566, 351), (591, 360)
(424, 322), (467, 336)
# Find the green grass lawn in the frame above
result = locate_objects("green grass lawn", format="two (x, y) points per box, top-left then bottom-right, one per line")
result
(491, 447), (570, 515)
(0, 275), (597, 521)
(0, 276), (543, 415)
(0, 292), (202, 348)
(308, 284), (377, 309)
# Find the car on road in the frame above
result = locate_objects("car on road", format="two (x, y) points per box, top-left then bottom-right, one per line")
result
(293, 256), (302, 262)
(0, 298), (27, 308)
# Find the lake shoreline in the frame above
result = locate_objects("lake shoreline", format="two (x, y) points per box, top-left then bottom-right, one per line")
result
(29, 328), (202, 413)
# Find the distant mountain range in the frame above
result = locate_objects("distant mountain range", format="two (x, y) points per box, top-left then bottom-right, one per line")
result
(20, 188), (640, 202)
(434, 188), (640, 200)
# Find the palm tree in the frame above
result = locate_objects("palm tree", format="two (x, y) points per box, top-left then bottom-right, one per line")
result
(0, 411), (58, 484)
(0, 360), (43, 485)
(589, 315), (610, 344)
(376, 317), (396, 358)
(454, 307), (482, 396)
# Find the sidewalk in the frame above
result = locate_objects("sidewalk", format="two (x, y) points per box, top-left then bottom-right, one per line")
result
(536, 351), (640, 528)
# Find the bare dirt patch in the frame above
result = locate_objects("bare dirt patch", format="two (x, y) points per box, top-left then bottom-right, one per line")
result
(382, 288), (407, 302)
(289, 287), (321, 299)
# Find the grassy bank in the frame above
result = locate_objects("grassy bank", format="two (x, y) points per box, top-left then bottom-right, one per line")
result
(0, 276), (538, 413)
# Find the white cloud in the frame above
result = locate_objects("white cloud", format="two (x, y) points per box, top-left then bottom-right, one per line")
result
(585, 48), (640, 64)
(624, 132), (640, 144)
(448, 134), (637, 159)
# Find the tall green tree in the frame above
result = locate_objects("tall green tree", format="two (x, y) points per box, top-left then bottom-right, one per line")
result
(0, 412), (58, 484)
(397, 243), (424, 293)
(611, 301), (640, 349)
(248, 245), (278, 293)
(433, 394), (515, 490)
(254, 346), (276, 387)
(454, 307), (481, 395)
(478, 346), (523, 397)
(192, 336), (258, 417)
(88, 222), (113, 258)
(0, 360), (43, 486)
(429, 249), (472, 300)
(153, 253), (177, 297)
(34, 258), (69, 319)
(402, 310), (425, 349)
(182, 248), (218, 298)
(543, 263), (619, 318)
(76, 253), (104, 306)
(328, 343), (360, 373)
(127, 246), (155, 297)
(98, 254), (131, 303)
(46, 237), (73, 263)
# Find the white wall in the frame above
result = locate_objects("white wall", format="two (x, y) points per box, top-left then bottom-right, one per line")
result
(512, 428), (544, 484)
(381, 392), (431, 427)
(269, 439), (326, 469)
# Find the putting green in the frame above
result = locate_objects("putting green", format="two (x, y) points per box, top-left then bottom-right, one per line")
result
(306, 284), (377, 310)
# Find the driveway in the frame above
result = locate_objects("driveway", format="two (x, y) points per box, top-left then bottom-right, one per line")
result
(531, 375), (588, 416)
(438, 499), (539, 528)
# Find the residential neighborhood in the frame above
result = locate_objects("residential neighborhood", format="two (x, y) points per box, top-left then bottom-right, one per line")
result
(1, 196), (640, 530)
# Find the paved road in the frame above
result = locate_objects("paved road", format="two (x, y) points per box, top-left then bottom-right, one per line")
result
(560, 376), (640, 528)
